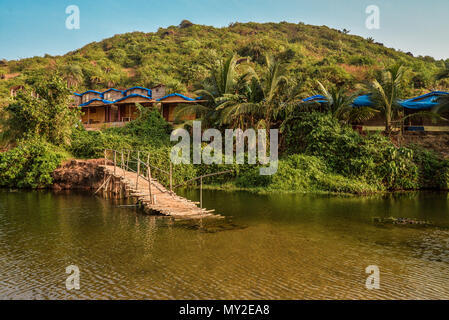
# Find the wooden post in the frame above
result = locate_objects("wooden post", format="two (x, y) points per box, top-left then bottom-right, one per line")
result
(200, 176), (203, 209)
(121, 151), (125, 175)
(136, 151), (140, 189)
(169, 162), (173, 192)
(114, 150), (116, 175)
(126, 151), (130, 171)
(147, 154), (152, 204)
(104, 149), (107, 166)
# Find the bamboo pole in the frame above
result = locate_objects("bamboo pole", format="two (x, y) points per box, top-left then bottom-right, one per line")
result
(126, 151), (130, 171)
(169, 162), (173, 192)
(147, 153), (152, 204)
(121, 151), (125, 176)
(136, 151), (140, 189)
(200, 176), (203, 209)
(104, 149), (107, 166)
(114, 150), (116, 175)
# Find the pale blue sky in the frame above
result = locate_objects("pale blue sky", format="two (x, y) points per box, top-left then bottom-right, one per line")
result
(0, 0), (448, 61)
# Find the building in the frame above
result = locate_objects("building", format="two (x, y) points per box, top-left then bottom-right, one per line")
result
(73, 85), (205, 129)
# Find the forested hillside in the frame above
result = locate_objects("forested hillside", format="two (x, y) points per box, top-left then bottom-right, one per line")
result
(1, 20), (448, 106)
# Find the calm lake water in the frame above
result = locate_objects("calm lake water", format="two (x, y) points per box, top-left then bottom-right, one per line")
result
(0, 189), (448, 299)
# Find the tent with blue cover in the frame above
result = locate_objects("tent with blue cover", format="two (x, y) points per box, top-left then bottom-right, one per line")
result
(352, 91), (449, 110)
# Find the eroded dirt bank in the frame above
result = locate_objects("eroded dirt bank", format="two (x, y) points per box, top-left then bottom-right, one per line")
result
(51, 159), (107, 191)
(401, 132), (449, 159)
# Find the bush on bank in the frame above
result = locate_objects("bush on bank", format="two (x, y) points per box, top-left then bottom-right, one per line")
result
(281, 112), (420, 191)
(0, 138), (67, 188)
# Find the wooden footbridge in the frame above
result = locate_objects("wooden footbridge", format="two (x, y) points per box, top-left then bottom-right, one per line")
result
(96, 149), (230, 220)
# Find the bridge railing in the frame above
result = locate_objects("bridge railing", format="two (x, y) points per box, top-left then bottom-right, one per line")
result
(103, 149), (232, 208)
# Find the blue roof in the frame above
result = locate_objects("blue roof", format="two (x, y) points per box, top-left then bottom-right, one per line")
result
(79, 98), (114, 107)
(124, 86), (152, 97)
(113, 94), (154, 103)
(302, 95), (328, 104)
(352, 94), (374, 107)
(102, 88), (124, 94)
(76, 90), (103, 96)
(352, 91), (449, 110)
(400, 91), (449, 110)
(406, 91), (448, 102)
(156, 93), (196, 102)
(74, 88), (204, 107)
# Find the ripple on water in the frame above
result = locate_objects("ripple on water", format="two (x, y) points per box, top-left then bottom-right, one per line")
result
(1, 190), (449, 299)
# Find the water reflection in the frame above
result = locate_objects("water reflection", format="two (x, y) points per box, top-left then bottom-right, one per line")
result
(0, 189), (448, 299)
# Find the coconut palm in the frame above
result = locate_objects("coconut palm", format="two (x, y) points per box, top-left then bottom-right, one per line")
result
(174, 54), (245, 127)
(61, 64), (83, 88)
(434, 64), (449, 114)
(370, 64), (406, 134)
(436, 62), (449, 81)
(218, 55), (300, 130)
(315, 81), (378, 124)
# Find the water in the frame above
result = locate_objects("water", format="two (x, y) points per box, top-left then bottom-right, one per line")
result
(0, 189), (448, 299)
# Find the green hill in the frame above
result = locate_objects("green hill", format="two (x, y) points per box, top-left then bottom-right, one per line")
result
(1, 21), (448, 105)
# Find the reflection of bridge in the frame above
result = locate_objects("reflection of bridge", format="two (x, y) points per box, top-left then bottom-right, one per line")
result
(97, 149), (228, 220)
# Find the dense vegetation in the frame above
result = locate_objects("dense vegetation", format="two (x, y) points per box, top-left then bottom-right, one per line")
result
(0, 21), (448, 193)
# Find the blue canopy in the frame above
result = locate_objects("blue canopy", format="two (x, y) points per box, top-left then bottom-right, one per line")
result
(400, 91), (448, 110)
(351, 91), (449, 110)
(302, 95), (327, 104)
(352, 94), (374, 107)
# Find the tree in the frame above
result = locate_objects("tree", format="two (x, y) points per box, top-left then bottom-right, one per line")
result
(218, 55), (300, 130)
(174, 54), (241, 127)
(312, 81), (378, 124)
(436, 62), (449, 81)
(434, 64), (449, 114)
(370, 64), (406, 134)
(60, 64), (83, 88)
(2, 75), (80, 146)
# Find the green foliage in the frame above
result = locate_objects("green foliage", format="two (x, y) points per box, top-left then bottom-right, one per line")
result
(236, 154), (376, 194)
(282, 112), (419, 191)
(348, 55), (375, 66)
(69, 108), (172, 158)
(409, 144), (449, 189)
(0, 138), (67, 188)
(2, 75), (80, 146)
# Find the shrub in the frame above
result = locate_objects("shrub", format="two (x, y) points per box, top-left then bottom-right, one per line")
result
(282, 112), (419, 190)
(236, 154), (375, 194)
(409, 144), (449, 189)
(0, 138), (67, 188)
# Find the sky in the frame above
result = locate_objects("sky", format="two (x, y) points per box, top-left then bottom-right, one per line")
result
(0, 0), (448, 61)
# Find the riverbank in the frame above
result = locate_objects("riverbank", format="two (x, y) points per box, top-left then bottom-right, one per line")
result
(1, 110), (449, 195)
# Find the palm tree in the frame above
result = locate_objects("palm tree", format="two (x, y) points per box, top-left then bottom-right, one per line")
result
(370, 64), (406, 134)
(434, 63), (449, 114)
(436, 62), (449, 81)
(313, 81), (378, 124)
(174, 54), (243, 127)
(61, 64), (83, 88)
(218, 55), (299, 130)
